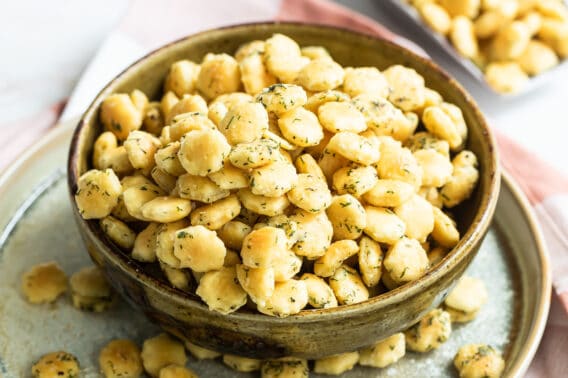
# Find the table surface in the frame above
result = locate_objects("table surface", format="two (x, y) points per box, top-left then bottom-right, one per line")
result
(1, 0), (566, 174)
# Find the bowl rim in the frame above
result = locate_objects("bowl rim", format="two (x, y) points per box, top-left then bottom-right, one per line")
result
(67, 21), (501, 323)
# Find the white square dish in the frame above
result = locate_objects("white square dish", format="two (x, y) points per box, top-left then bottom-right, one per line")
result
(384, 0), (568, 95)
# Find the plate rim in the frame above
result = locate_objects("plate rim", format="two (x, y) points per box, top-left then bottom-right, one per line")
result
(498, 171), (552, 377)
(0, 121), (552, 376)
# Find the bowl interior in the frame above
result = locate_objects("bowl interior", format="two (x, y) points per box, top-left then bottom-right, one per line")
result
(69, 23), (499, 324)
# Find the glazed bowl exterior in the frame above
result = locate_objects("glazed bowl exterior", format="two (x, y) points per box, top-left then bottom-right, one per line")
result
(67, 22), (500, 359)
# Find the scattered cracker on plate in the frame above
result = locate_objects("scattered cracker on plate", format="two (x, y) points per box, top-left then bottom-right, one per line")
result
(31, 351), (80, 378)
(21, 261), (67, 304)
(454, 343), (505, 378)
(98, 339), (143, 378)
(69, 266), (115, 312)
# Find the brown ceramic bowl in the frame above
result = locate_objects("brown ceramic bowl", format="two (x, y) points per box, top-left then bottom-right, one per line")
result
(67, 22), (500, 359)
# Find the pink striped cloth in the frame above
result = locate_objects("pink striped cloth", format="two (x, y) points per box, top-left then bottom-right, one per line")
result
(1, 0), (566, 376)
